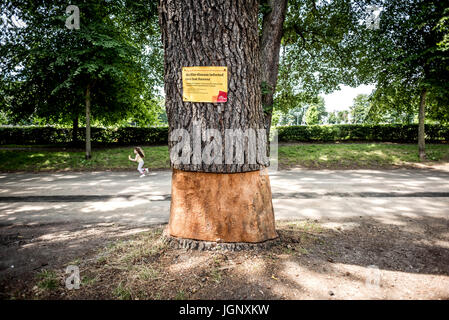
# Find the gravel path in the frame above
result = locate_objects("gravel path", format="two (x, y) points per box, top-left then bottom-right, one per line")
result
(1, 168), (448, 226)
(1, 168), (448, 300)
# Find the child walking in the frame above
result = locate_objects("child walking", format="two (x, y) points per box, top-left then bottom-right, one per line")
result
(129, 147), (149, 178)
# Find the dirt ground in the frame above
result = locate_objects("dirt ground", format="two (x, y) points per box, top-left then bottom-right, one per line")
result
(1, 216), (448, 300)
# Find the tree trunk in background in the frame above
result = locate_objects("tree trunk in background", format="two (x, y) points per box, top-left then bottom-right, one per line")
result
(159, 0), (277, 243)
(260, 0), (288, 132)
(85, 84), (92, 160)
(418, 88), (427, 161)
(72, 116), (79, 145)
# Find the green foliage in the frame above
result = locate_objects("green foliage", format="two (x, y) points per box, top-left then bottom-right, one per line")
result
(277, 124), (449, 143)
(0, 126), (169, 146)
(326, 110), (350, 125)
(305, 105), (319, 125)
(276, 96), (326, 125)
(277, 107), (306, 126)
(348, 93), (414, 125)
(0, 0), (163, 127)
(6, 123), (447, 148)
(271, 109), (284, 126)
(357, 0), (449, 123)
(437, 7), (449, 51)
(305, 98), (327, 125)
(0, 111), (10, 125)
(348, 94), (416, 125)
(275, 0), (448, 124)
(337, 111), (349, 124)
(327, 111), (339, 124)
(275, 0), (364, 113)
(350, 94), (371, 124)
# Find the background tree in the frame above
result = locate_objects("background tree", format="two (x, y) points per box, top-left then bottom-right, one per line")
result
(276, 106), (307, 126)
(305, 97), (327, 125)
(327, 111), (339, 124)
(0, 0), (163, 156)
(272, 0), (366, 120)
(350, 94), (371, 124)
(268, 0), (448, 137)
(305, 105), (319, 125)
(357, 0), (449, 160)
(337, 110), (350, 124)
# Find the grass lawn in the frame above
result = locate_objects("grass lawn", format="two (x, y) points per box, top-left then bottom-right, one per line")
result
(0, 143), (448, 172)
(0, 146), (170, 172)
(278, 143), (449, 169)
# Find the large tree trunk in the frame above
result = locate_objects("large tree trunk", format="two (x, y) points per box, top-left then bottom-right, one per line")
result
(85, 83), (92, 160)
(418, 88), (427, 161)
(159, 0), (277, 243)
(260, 0), (288, 132)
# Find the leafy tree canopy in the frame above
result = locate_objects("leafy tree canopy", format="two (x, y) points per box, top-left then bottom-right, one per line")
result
(357, 0), (449, 122)
(0, 0), (163, 127)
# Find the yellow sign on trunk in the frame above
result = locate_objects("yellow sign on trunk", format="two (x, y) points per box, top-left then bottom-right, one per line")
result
(182, 66), (228, 103)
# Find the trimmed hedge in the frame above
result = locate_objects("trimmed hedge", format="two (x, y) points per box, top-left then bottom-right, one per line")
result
(0, 124), (448, 146)
(277, 124), (449, 143)
(0, 126), (169, 146)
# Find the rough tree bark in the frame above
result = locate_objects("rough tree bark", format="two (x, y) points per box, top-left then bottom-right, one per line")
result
(418, 88), (427, 161)
(260, 0), (288, 132)
(159, 0), (277, 243)
(160, 0), (268, 174)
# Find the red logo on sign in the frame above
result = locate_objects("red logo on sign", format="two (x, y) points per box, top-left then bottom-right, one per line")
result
(217, 91), (227, 102)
